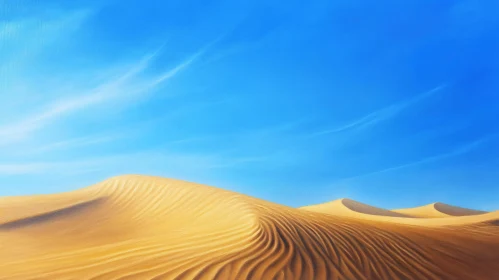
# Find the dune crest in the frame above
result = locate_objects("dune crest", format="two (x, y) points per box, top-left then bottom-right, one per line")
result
(393, 202), (488, 218)
(1, 175), (498, 280)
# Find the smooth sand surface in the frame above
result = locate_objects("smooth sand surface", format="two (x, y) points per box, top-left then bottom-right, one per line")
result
(1, 175), (498, 280)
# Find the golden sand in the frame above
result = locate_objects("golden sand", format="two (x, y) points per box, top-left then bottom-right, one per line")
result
(1, 175), (498, 279)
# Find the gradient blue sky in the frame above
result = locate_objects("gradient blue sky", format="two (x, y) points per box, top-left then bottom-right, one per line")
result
(1, 0), (499, 210)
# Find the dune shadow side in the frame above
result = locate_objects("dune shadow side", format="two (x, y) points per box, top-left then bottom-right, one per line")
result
(434, 202), (487, 216)
(0, 198), (106, 231)
(341, 199), (411, 218)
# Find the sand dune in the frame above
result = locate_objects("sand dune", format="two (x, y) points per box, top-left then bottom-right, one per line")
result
(1, 175), (498, 279)
(393, 202), (488, 218)
(300, 198), (412, 218)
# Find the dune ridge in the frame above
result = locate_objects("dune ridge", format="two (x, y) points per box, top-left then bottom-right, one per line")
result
(1, 175), (498, 280)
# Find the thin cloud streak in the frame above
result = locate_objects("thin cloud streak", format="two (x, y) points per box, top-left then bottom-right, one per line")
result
(310, 84), (448, 137)
(141, 34), (225, 92)
(334, 133), (499, 183)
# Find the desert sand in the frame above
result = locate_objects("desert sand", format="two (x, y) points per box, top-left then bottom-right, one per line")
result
(0, 175), (498, 280)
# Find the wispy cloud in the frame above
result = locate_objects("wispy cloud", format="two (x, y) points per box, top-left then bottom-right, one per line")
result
(333, 133), (499, 183)
(146, 37), (223, 88)
(0, 37), (216, 145)
(310, 84), (447, 137)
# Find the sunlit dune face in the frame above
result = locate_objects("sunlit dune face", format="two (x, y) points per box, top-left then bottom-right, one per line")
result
(1, 175), (498, 280)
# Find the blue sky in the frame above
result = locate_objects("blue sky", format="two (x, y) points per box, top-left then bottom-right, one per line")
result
(1, 0), (499, 211)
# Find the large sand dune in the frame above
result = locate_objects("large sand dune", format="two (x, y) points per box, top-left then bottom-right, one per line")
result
(1, 175), (498, 279)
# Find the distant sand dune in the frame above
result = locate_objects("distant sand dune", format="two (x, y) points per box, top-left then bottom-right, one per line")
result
(393, 202), (488, 218)
(300, 198), (412, 218)
(1, 175), (498, 280)
(301, 198), (498, 227)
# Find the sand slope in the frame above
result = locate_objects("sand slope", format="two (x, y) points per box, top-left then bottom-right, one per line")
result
(393, 202), (488, 218)
(1, 175), (498, 280)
